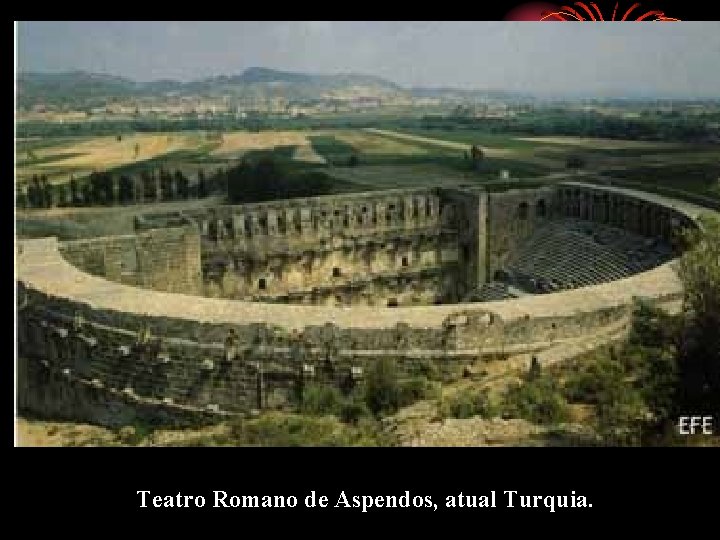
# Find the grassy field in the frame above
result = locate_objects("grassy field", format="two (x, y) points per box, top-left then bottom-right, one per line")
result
(15, 127), (720, 202)
(15, 130), (327, 186)
(382, 128), (720, 200)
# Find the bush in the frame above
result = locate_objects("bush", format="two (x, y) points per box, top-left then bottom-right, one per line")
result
(595, 389), (648, 446)
(503, 375), (570, 425)
(339, 400), (370, 424)
(563, 355), (625, 405)
(397, 377), (433, 407)
(224, 413), (391, 447)
(411, 359), (440, 380)
(441, 388), (499, 419)
(299, 384), (344, 416)
(364, 358), (401, 416)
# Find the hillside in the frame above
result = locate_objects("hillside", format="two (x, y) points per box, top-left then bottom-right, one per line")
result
(17, 67), (409, 109)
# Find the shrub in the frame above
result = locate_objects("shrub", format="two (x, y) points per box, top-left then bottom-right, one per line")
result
(299, 384), (344, 416)
(441, 388), (499, 419)
(364, 358), (400, 416)
(339, 400), (370, 424)
(397, 377), (432, 407)
(225, 413), (391, 447)
(563, 355), (625, 405)
(411, 359), (440, 380)
(502, 375), (570, 425)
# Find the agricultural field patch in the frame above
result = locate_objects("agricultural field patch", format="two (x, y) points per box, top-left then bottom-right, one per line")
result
(16, 132), (208, 184)
(209, 131), (311, 159)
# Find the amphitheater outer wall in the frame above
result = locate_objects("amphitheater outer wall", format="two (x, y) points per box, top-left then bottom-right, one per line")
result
(16, 182), (711, 426)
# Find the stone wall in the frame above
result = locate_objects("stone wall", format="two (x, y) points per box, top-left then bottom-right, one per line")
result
(16, 181), (708, 426)
(555, 183), (695, 248)
(17, 280), (640, 424)
(139, 188), (462, 306)
(486, 186), (558, 279)
(440, 187), (489, 299)
(60, 226), (202, 295)
(127, 183), (696, 305)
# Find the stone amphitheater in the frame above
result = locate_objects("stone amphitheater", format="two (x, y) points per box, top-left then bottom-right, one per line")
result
(16, 180), (710, 427)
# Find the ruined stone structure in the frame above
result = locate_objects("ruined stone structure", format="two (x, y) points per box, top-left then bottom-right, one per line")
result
(16, 182), (709, 427)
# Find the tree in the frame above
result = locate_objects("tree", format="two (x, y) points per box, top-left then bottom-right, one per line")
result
(118, 175), (133, 204)
(27, 175), (41, 208)
(69, 175), (81, 206)
(470, 144), (484, 171)
(676, 214), (720, 417)
(347, 154), (359, 167)
(40, 175), (53, 208)
(88, 171), (113, 205)
(527, 356), (541, 381)
(566, 154), (586, 172)
(55, 183), (68, 207)
(174, 170), (189, 199)
(159, 168), (174, 200)
(81, 183), (92, 205)
(364, 358), (400, 416)
(16, 188), (28, 209)
(197, 169), (208, 198)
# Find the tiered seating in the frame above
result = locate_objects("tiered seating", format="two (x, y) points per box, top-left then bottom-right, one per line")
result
(465, 281), (516, 302)
(501, 219), (673, 293)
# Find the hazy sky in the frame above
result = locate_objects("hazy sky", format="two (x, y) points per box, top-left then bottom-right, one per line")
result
(16, 21), (720, 97)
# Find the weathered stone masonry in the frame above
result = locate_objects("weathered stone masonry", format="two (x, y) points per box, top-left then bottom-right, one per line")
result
(16, 182), (707, 426)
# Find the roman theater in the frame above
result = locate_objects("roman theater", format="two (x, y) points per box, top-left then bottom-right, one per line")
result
(16, 181), (709, 427)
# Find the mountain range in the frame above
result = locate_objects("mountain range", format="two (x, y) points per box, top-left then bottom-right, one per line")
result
(16, 67), (531, 108)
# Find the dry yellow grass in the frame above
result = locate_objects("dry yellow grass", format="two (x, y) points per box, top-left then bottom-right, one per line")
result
(42, 133), (197, 168)
(17, 133), (203, 184)
(210, 131), (311, 158)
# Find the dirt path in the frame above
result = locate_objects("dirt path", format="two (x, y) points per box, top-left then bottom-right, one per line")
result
(363, 128), (517, 158)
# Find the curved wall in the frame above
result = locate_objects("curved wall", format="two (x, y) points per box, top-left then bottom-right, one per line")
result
(16, 182), (706, 425)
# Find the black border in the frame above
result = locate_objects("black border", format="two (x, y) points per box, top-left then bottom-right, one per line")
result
(10, 15), (720, 527)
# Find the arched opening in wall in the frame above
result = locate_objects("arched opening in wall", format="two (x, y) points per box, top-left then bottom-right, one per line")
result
(335, 295), (343, 305)
(462, 244), (470, 262)
(387, 298), (398, 307)
(536, 199), (546, 218)
(518, 202), (529, 220)
(332, 267), (342, 278)
(401, 256), (409, 267)
(258, 278), (267, 290)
